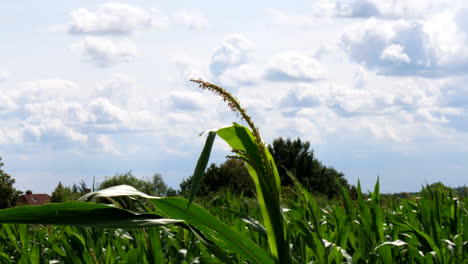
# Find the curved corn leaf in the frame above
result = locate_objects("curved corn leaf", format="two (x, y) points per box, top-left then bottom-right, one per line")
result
(0, 202), (182, 228)
(151, 197), (274, 264)
(78, 184), (159, 201)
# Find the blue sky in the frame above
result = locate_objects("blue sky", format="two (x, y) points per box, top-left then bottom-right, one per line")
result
(1, 0), (467, 194)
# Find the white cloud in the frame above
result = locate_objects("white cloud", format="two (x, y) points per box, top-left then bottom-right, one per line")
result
(11, 79), (81, 105)
(0, 128), (22, 145)
(337, 0), (381, 18)
(275, 76), (467, 143)
(165, 90), (206, 111)
(174, 56), (208, 81)
(22, 119), (87, 145)
(23, 100), (92, 126)
(264, 51), (327, 82)
(87, 98), (157, 133)
(380, 44), (411, 63)
(70, 37), (137, 67)
(0, 76), (164, 153)
(0, 94), (17, 114)
(353, 66), (368, 89)
(173, 11), (208, 30)
(210, 34), (255, 76)
(218, 64), (262, 87)
(94, 74), (133, 106)
(313, 0), (464, 19)
(96, 135), (121, 154)
(340, 16), (468, 76)
(68, 2), (167, 35)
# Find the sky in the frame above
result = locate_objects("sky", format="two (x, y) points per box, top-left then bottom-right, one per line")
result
(1, 0), (468, 194)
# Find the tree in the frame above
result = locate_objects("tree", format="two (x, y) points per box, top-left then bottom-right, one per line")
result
(166, 187), (177, 197)
(0, 157), (21, 209)
(152, 173), (168, 196)
(268, 137), (353, 198)
(50, 182), (68, 203)
(219, 158), (255, 196)
(51, 180), (91, 202)
(180, 158), (255, 196)
(99, 171), (169, 196)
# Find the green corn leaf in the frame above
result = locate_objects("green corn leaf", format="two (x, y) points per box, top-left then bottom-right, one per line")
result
(338, 179), (354, 218)
(188, 131), (216, 208)
(151, 197), (274, 264)
(0, 202), (182, 228)
(147, 227), (165, 264)
(388, 214), (442, 262)
(216, 123), (287, 264)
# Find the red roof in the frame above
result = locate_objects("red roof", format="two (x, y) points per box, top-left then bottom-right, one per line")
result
(17, 193), (51, 206)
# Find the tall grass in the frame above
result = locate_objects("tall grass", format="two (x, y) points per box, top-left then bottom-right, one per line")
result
(0, 79), (467, 263)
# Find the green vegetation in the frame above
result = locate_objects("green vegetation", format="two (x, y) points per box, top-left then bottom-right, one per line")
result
(99, 171), (169, 197)
(0, 157), (21, 209)
(0, 79), (467, 263)
(51, 181), (90, 203)
(269, 137), (355, 199)
(180, 158), (255, 197)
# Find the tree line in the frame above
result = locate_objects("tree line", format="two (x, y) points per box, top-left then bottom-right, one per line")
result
(3, 137), (466, 208)
(180, 137), (356, 199)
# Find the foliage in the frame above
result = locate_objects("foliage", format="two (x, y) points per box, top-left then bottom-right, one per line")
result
(50, 181), (90, 203)
(268, 137), (353, 198)
(180, 158), (255, 196)
(165, 187), (178, 197)
(152, 173), (168, 197)
(454, 185), (468, 198)
(0, 182), (467, 263)
(98, 171), (169, 197)
(0, 157), (21, 209)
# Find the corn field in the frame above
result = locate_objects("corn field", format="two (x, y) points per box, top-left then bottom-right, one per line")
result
(0, 80), (467, 263)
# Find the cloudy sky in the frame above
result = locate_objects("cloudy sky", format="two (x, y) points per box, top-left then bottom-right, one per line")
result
(1, 0), (468, 194)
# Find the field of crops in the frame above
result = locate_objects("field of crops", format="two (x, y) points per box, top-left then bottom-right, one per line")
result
(0, 80), (467, 263)
(0, 183), (467, 263)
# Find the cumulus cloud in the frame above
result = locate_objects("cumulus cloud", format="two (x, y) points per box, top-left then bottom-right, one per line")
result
(0, 76), (163, 154)
(10, 79), (81, 105)
(68, 2), (168, 35)
(210, 34), (255, 77)
(0, 128), (22, 145)
(0, 94), (17, 114)
(95, 135), (121, 154)
(380, 44), (411, 64)
(353, 66), (368, 89)
(22, 119), (88, 145)
(165, 91), (206, 111)
(70, 37), (137, 67)
(264, 51), (327, 82)
(440, 77), (468, 108)
(23, 100), (91, 126)
(88, 98), (125, 125)
(173, 11), (208, 30)
(313, 0), (464, 19)
(94, 74), (133, 106)
(277, 76), (467, 142)
(340, 16), (468, 76)
(174, 56), (208, 80)
(218, 64), (262, 86)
